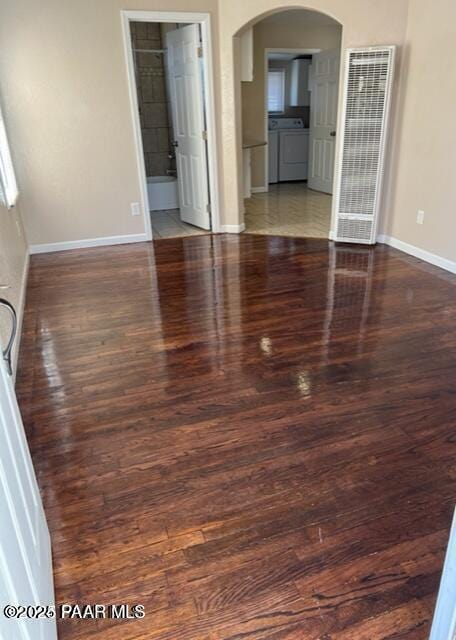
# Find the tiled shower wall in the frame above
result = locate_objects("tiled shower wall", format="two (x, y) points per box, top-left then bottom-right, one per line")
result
(130, 22), (175, 177)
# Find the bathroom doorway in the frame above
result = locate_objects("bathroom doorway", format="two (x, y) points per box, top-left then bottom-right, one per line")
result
(122, 11), (220, 240)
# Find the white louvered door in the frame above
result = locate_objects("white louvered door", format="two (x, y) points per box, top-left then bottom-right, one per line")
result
(333, 46), (395, 244)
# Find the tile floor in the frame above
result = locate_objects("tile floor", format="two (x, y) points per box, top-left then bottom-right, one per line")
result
(244, 182), (332, 239)
(152, 184), (331, 240)
(151, 210), (209, 239)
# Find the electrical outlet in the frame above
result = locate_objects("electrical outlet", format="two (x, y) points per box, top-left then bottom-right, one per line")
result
(416, 209), (425, 225)
(131, 202), (141, 217)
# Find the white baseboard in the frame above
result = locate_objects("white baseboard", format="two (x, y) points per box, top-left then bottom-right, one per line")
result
(12, 250), (30, 381)
(29, 233), (148, 255)
(219, 223), (246, 234)
(377, 234), (456, 274)
(251, 186), (268, 194)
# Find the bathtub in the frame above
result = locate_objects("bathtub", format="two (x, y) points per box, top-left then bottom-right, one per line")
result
(147, 176), (179, 211)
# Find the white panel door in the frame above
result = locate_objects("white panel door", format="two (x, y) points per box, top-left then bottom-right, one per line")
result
(308, 49), (340, 194)
(0, 308), (56, 640)
(166, 24), (210, 230)
(429, 509), (456, 640)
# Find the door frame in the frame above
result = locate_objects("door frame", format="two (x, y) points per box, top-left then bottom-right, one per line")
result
(263, 48), (321, 192)
(121, 10), (221, 238)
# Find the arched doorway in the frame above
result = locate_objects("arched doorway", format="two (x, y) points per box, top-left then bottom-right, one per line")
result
(235, 8), (343, 239)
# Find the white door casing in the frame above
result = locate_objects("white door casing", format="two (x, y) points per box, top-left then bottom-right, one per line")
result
(166, 24), (210, 230)
(308, 49), (340, 194)
(0, 331), (56, 640)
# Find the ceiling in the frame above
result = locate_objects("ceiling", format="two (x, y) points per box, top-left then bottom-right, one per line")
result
(260, 9), (339, 27)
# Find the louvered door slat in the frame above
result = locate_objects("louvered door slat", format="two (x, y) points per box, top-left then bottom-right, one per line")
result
(333, 46), (396, 244)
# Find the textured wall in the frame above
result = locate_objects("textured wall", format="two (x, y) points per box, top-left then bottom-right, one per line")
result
(3, 0), (454, 265)
(0, 0), (407, 241)
(382, 0), (456, 261)
(0, 0), (220, 244)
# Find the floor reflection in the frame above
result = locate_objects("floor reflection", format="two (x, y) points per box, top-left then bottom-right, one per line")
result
(16, 233), (455, 640)
(149, 235), (381, 400)
(322, 243), (378, 362)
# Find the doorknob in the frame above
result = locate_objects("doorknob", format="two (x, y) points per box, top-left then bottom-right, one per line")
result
(330, 131), (336, 137)
(0, 298), (17, 376)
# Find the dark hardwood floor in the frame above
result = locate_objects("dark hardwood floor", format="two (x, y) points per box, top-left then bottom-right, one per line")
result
(17, 234), (456, 640)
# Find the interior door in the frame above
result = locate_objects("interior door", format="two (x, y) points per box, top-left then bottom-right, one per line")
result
(308, 49), (340, 194)
(0, 302), (56, 640)
(429, 508), (456, 640)
(166, 24), (210, 230)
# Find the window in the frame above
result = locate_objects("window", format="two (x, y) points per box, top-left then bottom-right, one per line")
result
(268, 69), (285, 113)
(0, 102), (18, 209)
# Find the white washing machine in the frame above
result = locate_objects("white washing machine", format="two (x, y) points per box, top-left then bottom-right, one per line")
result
(268, 118), (309, 182)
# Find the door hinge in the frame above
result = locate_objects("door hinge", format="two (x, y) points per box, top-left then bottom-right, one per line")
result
(206, 203), (211, 213)
(197, 46), (203, 58)
(202, 130), (208, 141)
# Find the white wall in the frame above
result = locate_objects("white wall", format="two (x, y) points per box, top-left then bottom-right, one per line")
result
(0, 0), (221, 246)
(1, 0), (455, 267)
(381, 0), (456, 262)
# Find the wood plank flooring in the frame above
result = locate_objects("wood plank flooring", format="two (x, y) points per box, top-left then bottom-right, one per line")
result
(16, 234), (456, 640)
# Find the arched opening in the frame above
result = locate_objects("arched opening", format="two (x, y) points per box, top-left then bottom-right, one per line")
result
(235, 8), (343, 239)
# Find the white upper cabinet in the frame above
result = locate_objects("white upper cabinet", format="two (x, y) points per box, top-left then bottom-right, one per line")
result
(240, 28), (253, 82)
(290, 59), (310, 106)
